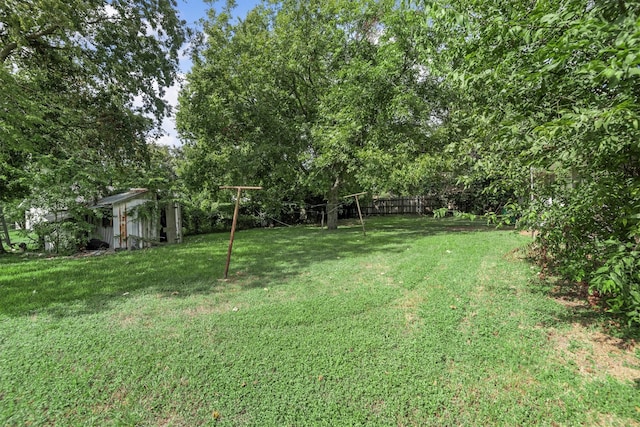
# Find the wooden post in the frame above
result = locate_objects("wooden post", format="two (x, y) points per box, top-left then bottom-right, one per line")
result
(220, 186), (263, 279)
(343, 192), (367, 236)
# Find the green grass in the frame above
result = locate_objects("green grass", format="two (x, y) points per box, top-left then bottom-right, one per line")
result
(4, 228), (37, 250)
(1, 217), (638, 426)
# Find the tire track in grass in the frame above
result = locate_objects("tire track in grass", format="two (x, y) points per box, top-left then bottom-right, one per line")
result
(410, 231), (573, 424)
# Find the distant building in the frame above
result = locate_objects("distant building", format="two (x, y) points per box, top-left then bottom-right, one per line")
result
(27, 188), (182, 251)
(90, 188), (182, 250)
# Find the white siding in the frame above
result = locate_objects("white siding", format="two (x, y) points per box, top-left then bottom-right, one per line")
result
(112, 195), (158, 250)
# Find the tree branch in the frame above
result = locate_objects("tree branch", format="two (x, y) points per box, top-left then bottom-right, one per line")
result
(289, 75), (309, 119)
(0, 42), (18, 63)
(0, 25), (61, 63)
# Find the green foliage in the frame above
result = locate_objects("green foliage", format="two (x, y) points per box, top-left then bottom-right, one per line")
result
(453, 210), (476, 221)
(1, 0), (187, 125)
(418, 0), (640, 322)
(590, 205), (640, 325)
(591, 240), (640, 326)
(433, 207), (448, 219)
(177, 0), (444, 228)
(180, 201), (225, 235)
(32, 215), (94, 255)
(0, 0), (188, 229)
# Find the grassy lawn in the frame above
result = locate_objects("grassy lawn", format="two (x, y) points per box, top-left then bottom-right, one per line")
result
(4, 228), (37, 251)
(1, 216), (638, 426)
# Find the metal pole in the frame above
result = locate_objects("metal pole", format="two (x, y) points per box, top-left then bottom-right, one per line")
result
(343, 192), (367, 237)
(224, 187), (242, 279)
(354, 195), (365, 236)
(220, 186), (263, 279)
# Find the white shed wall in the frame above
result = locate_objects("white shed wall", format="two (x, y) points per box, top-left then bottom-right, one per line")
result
(112, 195), (158, 250)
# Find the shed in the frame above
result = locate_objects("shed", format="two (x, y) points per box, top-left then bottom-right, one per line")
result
(91, 188), (182, 250)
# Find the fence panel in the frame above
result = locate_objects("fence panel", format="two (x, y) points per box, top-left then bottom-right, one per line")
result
(360, 196), (442, 216)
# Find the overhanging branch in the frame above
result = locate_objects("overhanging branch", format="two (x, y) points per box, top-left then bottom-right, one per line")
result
(0, 25), (61, 63)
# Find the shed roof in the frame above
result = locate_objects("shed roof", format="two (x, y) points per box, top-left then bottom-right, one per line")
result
(43, 210), (73, 222)
(91, 188), (149, 208)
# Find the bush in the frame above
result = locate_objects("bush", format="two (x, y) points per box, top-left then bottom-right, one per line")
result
(33, 218), (93, 255)
(523, 178), (640, 326)
(591, 240), (640, 326)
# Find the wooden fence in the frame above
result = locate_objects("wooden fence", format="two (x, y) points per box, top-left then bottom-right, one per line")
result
(340, 196), (445, 218)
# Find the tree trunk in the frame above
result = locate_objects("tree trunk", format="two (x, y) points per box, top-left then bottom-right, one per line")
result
(0, 206), (11, 245)
(327, 179), (340, 230)
(0, 206), (9, 253)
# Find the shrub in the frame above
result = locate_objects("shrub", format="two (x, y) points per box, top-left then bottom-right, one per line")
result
(591, 240), (640, 326)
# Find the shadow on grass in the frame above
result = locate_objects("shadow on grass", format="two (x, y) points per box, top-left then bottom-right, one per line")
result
(527, 275), (640, 342)
(0, 216), (500, 318)
(220, 216), (499, 289)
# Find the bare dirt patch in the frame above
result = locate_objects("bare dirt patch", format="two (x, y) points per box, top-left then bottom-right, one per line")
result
(547, 283), (640, 384)
(394, 289), (425, 333)
(585, 411), (640, 427)
(549, 323), (639, 383)
(502, 247), (527, 262)
(183, 304), (219, 317)
(118, 314), (140, 327)
(518, 229), (538, 238)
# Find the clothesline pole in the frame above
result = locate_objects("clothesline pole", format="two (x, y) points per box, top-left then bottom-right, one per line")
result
(343, 192), (367, 236)
(220, 185), (263, 279)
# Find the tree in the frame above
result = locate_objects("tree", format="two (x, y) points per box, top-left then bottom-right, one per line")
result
(0, 0), (188, 251)
(419, 0), (640, 323)
(177, 0), (443, 229)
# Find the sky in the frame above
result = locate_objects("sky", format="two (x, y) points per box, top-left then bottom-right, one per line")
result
(156, 0), (261, 147)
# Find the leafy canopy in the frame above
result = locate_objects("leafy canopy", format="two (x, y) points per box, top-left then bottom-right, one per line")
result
(177, 0), (445, 227)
